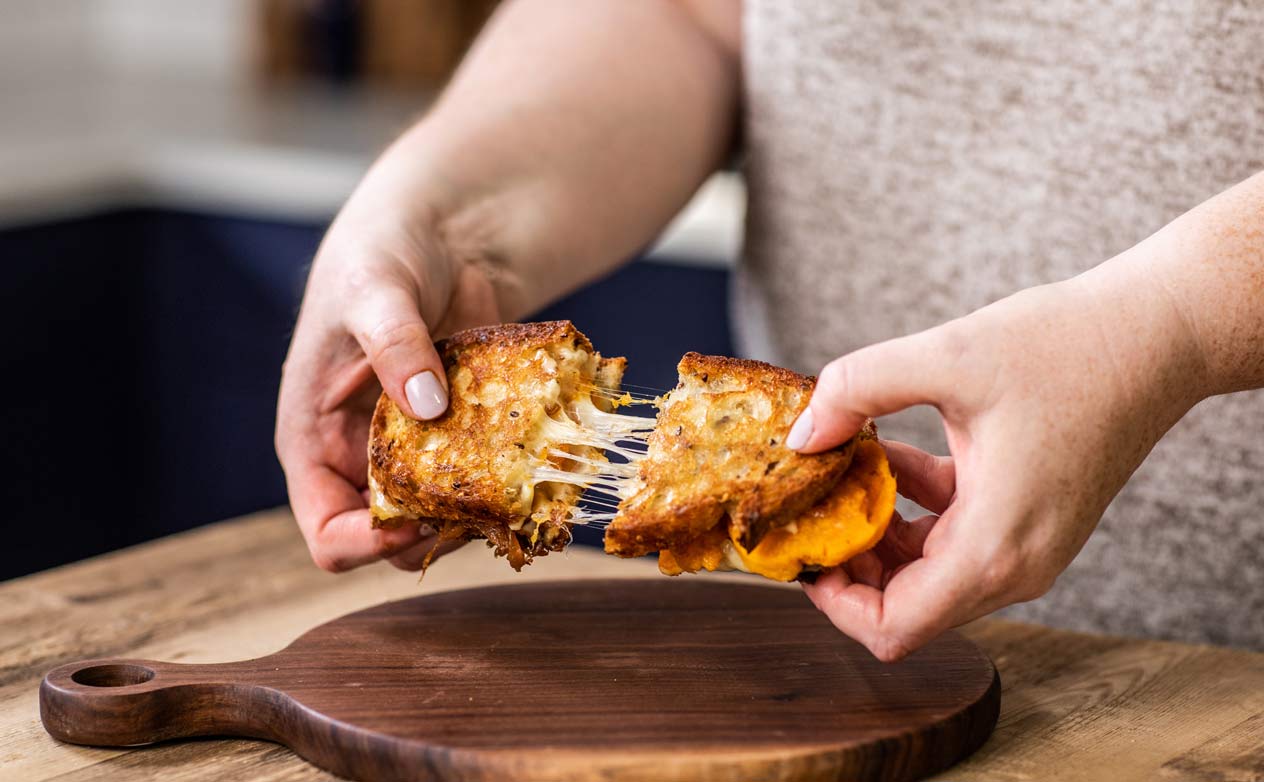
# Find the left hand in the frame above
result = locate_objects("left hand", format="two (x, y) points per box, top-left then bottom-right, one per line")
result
(275, 196), (499, 574)
(788, 270), (1204, 661)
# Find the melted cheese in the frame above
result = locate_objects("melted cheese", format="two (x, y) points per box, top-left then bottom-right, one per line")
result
(495, 372), (657, 525)
(704, 539), (750, 573)
(533, 413), (649, 462)
(572, 395), (656, 437)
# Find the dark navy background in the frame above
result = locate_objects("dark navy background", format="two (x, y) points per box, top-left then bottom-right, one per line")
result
(0, 209), (731, 579)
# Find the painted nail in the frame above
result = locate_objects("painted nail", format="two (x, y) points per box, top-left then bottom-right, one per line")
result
(786, 407), (814, 451)
(405, 371), (448, 419)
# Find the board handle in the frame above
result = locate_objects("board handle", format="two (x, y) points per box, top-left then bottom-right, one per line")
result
(40, 657), (280, 747)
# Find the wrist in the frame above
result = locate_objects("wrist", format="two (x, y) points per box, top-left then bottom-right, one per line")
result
(1072, 245), (1209, 427)
(1142, 172), (1264, 397)
(326, 134), (528, 324)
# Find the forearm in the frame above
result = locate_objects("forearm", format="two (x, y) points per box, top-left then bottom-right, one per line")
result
(1086, 171), (1264, 402)
(339, 0), (740, 320)
(1150, 171), (1264, 396)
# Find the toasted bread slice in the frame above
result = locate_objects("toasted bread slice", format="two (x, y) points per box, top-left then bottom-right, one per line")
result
(368, 321), (626, 570)
(603, 353), (856, 558)
(656, 426), (894, 582)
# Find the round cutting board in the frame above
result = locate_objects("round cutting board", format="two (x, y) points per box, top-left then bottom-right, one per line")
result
(41, 579), (999, 782)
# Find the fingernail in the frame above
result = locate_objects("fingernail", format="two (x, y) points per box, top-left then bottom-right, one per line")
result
(405, 371), (447, 419)
(786, 408), (814, 451)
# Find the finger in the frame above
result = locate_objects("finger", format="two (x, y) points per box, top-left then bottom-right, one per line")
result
(873, 548), (999, 656)
(805, 526), (980, 662)
(344, 282), (449, 420)
(388, 536), (467, 571)
(787, 332), (947, 454)
(883, 561), (912, 589)
(313, 511), (427, 572)
(873, 512), (938, 570)
(802, 567), (892, 655)
(882, 440), (956, 514)
(286, 459), (425, 572)
(842, 550), (885, 588)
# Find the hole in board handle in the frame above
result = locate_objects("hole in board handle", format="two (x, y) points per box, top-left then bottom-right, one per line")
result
(71, 664), (155, 688)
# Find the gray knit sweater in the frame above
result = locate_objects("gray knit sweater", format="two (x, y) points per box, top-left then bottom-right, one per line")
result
(737, 0), (1264, 648)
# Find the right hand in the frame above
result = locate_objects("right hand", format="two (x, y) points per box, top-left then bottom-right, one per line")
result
(275, 201), (500, 573)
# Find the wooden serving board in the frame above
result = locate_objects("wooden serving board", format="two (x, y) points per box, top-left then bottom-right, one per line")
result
(40, 579), (999, 782)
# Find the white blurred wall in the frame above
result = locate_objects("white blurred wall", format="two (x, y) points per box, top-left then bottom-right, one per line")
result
(0, 0), (97, 84)
(0, 0), (252, 85)
(94, 0), (252, 81)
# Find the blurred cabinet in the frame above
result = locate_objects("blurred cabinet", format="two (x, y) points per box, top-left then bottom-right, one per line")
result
(259, 0), (499, 87)
(0, 210), (731, 578)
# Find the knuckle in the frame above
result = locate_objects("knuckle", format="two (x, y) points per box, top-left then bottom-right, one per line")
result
(343, 260), (381, 298)
(925, 325), (972, 399)
(371, 529), (409, 561)
(817, 356), (863, 409)
(931, 321), (972, 366)
(364, 317), (426, 365)
(911, 453), (942, 489)
(979, 554), (1023, 597)
(1019, 570), (1058, 602)
(981, 554), (1054, 604)
(273, 415), (299, 461)
(871, 635), (912, 663)
(817, 356), (852, 393)
(273, 426), (288, 460)
(309, 548), (347, 574)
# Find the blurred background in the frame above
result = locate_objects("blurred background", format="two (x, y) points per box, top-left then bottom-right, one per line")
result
(0, 0), (743, 579)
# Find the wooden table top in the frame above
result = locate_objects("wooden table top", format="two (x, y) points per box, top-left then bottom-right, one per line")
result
(3, 509), (1262, 781)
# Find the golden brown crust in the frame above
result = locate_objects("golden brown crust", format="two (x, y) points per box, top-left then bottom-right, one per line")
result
(436, 320), (594, 357)
(657, 434), (895, 582)
(367, 320), (622, 570)
(603, 353), (856, 557)
(677, 351), (813, 392)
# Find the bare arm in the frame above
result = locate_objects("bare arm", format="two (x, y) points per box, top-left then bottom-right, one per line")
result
(340, 0), (742, 319)
(276, 0), (741, 573)
(1147, 170), (1264, 397)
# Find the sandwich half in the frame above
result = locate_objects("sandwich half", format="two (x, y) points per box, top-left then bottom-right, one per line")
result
(603, 353), (897, 582)
(367, 321), (629, 570)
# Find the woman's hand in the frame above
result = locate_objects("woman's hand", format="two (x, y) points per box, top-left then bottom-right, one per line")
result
(790, 260), (1207, 661)
(275, 195), (500, 573)
(271, 0), (740, 575)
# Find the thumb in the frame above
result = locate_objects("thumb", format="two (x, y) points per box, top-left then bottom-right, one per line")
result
(344, 282), (449, 420)
(788, 332), (947, 453)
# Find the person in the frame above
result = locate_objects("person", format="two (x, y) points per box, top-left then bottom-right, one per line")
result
(275, 1), (1264, 659)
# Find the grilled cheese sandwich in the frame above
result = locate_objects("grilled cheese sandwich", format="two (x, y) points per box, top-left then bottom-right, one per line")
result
(367, 321), (896, 580)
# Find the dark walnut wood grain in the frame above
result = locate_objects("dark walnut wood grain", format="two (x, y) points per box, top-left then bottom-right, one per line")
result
(41, 579), (999, 782)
